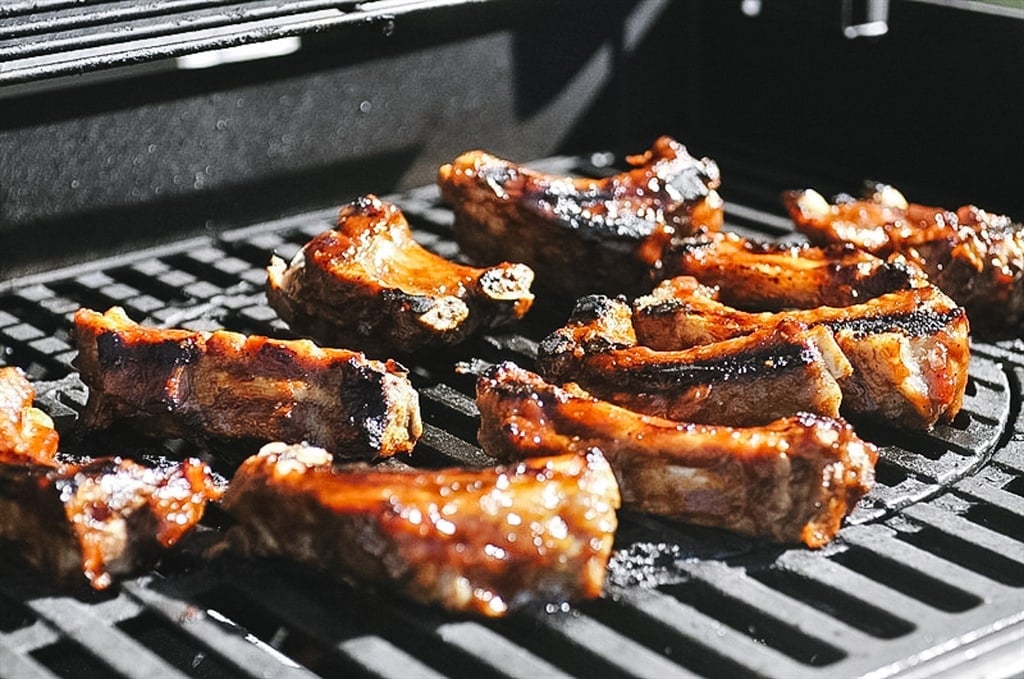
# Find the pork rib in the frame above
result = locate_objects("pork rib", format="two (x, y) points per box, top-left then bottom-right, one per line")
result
(222, 442), (620, 616)
(267, 194), (534, 356)
(476, 362), (876, 548)
(438, 136), (723, 298)
(74, 307), (422, 460)
(0, 455), (222, 590)
(634, 277), (970, 429)
(784, 183), (1023, 333)
(536, 295), (852, 426)
(0, 366), (59, 466)
(659, 230), (926, 310)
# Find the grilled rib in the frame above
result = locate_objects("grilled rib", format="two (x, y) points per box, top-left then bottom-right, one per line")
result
(74, 307), (422, 460)
(476, 363), (876, 548)
(222, 442), (620, 616)
(0, 455), (222, 590)
(536, 295), (852, 426)
(784, 183), (1023, 333)
(0, 366), (59, 466)
(635, 278), (970, 429)
(267, 194), (535, 356)
(438, 136), (723, 298)
(660, 230), (926, 310)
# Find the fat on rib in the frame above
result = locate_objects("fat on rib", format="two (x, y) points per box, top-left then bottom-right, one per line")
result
(476, 362), (877, 548)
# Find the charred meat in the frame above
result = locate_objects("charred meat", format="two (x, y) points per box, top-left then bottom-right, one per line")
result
(784, 183), (1023, 333)
(476, 363), (876, 548)
(634, 277), (970, 429)
(438, 136), (723, 298)
(74, 307), (422, 460)
(0, 455), (222, 590)
(0, 366), (59, 466)
(660, 230), (926, 310)
(536, 295), (852, 426)
(267, 195), (535, 356)
(222, 442), (620, 617)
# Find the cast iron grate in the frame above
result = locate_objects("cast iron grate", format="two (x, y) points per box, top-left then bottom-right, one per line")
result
(0, 0), (493, 86)
(1, 158), (1022, 678)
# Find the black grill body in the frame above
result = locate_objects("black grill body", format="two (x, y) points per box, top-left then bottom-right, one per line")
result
(2, 2), (1023, 677)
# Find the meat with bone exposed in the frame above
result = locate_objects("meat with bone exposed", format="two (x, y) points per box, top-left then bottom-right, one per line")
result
(659, 229), (927, 310)
(633, 277), (970, 429)
(222, 442), (620, 616)
(74, 306), (421, 460)
(438, 136), (723, 298)
(267, 194), (534, 355)
(536, 295), (852, 427)
(476, 362), (876, 548)
(784, 183), (1023, 333)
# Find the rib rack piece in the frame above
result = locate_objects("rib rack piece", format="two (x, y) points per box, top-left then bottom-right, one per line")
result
(634, 277), (970, 429)
(438, 136), (724, 298)
(536, 296), (852, 427)
(476, 363), (876, 548)
(267, 195), (535, 356)
(0, 366), (59, 466)
(0, 455), (222, 590)
(222, 442), (620, 617)
(660, 230), (926, 310)
(784, 183), (1023, 333)
(74, 307), (422, 460)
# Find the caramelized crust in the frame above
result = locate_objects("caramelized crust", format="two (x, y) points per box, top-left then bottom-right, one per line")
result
(660, 230), (926, 310)
(784, 184), (1023, 333)
(0, 366), (59, 466)
(267, 195), (535, 355)
(477, 363), (876, 548)
(0, 456), (222, 590)
(223, 443), (620, 616)
(438, 136), (723, 298)
(635, 278), (970, 429)
(536, 296), (852, 426)
(74, 307), (422, 460)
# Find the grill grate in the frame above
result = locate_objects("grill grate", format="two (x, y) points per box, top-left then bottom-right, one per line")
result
(1, 158), (1023, 678)
(0, 0), (493, 86)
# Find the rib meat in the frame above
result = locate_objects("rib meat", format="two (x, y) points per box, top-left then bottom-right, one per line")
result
(222, 442), (620, 616)
(476, 363), (876, 548)
(634, 277), (970, 429)
(536, 295), (852, 426)
(660, 230), (926, 310)
(784, 183), (1023, 333)
(74, 307), (422, 460)
(267, 195), (535, 355)
(438, 136), (723, 298)
(0, 455), (222, 590)
(0, 366), (59, 466)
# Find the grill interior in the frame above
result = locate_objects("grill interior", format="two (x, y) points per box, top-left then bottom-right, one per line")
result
(2, 154), (1023, 679)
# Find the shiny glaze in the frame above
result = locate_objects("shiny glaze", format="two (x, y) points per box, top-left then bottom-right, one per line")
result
(785, 184), (1023, 334)
(438, 136), (723, 298)
(633, 277), (971, 429)
(477, 362), (876, 548)
(74, 306), (422, 459)
(661, 230), (926, 310)
(267, 195), (534, 355)
(223, 443), (620, 616)
(0, 366), (59, 466)
(537, 296), (851, 426)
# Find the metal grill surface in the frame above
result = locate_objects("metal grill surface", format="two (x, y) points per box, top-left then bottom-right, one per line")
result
(1, 159), (1023, 678)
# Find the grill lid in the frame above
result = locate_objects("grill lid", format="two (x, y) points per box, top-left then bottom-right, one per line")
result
(1, 158), (1023, 678)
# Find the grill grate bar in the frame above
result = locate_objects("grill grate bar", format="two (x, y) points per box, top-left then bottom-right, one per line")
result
(604, 586), (817, 679)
